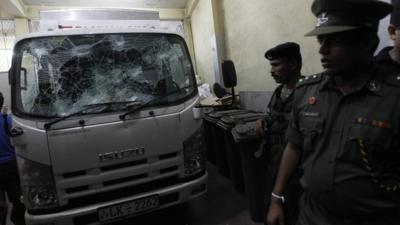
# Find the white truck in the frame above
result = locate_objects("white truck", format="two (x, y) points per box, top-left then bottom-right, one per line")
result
(8, 28), (207, 224)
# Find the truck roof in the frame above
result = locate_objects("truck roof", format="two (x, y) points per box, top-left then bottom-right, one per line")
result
(15, 28), (183, 44)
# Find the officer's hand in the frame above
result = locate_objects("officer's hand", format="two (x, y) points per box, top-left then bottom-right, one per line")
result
(255, 119), (265, 137)
(266, 202), (285, 225)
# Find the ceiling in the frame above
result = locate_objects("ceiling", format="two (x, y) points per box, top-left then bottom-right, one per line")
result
(21, 0), (190, 9)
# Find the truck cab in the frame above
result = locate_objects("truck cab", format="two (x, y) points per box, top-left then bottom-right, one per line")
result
(8, 29), (207, 225)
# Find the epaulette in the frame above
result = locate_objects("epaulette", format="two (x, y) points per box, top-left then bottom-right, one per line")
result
(384, 72), (400, 88)
(376, 64), (400, 88)
(296, 74), (323, 88)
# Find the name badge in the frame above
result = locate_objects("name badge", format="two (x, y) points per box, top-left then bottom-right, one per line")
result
(304, 112), (320, 117)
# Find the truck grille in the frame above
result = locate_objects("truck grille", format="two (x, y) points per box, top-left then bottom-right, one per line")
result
(73, 192), (180, 225)
(67, 171), (204, 210)
(68, 175), (180, 208)
(57, 152), (182, 205)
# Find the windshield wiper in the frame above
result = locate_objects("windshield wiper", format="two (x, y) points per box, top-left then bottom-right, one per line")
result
(119, 85), (193, 120)
(44, 101), (141, 130)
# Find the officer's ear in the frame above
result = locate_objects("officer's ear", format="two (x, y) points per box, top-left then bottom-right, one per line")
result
(388, 24), (398, 41)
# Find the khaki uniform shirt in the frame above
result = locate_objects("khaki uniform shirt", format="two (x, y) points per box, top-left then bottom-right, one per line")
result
(286, 65), (400, 220)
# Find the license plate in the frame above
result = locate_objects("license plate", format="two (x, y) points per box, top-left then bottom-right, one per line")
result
(98, 195), (159, 222)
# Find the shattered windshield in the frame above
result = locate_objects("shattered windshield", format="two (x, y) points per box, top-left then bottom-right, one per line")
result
(13, 33), (196, 117)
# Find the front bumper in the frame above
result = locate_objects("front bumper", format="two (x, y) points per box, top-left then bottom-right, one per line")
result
(25, 172), (207, 225)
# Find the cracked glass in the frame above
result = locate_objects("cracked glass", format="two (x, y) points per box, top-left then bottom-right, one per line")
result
(13, 33), (196, 117)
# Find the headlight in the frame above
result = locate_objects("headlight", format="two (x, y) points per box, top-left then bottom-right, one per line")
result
(16, 156), (59, 211)
(183, 127), (206, 177)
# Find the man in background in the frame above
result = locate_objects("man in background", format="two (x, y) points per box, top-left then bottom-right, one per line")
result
(255, 42), (303, 225)
(376, 0), (400, 70)
(0, 92), (26, 225)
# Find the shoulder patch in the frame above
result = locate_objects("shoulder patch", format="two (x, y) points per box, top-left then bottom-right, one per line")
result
(384, 72), (400, 88)
(376, 64), (400, 88)
(296, 74), (323, 88)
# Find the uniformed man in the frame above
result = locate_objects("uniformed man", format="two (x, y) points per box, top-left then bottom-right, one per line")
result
(255, 42), (303, 225)
(266, 0), (400, 225)
(375, 0), (400, 70)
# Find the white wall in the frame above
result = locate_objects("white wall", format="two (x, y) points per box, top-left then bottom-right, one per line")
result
(190, 0), (322, 92)
(377, 0), (392, 53)
(190, 0), (394, 93)
(190, 0), (215, 86)
(222, 0), (322, 92)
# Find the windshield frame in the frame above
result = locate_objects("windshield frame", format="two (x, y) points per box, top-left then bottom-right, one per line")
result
(10, 32), (198, 120)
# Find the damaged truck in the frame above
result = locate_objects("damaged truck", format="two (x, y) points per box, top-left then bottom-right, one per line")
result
(8, 29), (207, 224)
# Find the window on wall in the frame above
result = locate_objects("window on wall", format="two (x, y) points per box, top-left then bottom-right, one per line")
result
(0, 19), (15, 72)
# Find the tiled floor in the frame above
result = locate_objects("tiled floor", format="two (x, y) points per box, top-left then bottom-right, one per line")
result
(5, 163), (263, 225)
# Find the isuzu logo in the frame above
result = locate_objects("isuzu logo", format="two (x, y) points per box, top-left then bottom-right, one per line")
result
(99, 147), (145, 162)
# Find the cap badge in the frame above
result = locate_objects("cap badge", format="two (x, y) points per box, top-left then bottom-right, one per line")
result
(316, 12), (329, 27)
(308, 96), (317, 105)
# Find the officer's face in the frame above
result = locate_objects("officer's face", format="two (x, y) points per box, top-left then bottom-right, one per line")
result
(389, 24), (400, 57)
(317, 31), (364, 76)
(269, 58), (295, 84)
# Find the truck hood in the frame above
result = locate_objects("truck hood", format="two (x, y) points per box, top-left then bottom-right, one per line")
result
(47, 109), (183, 174)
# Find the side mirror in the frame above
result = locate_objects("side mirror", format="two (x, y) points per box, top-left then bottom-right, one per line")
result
(20, 68), (28, 90)
(8, 70), (11, 85)
(8, 69), (14, 86)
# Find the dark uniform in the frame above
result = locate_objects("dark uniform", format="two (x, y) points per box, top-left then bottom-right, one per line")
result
(375, 46), (400, 70)
(287, 68), (400, 225)
(263, 43), (303, 225)
(285, 1), (400, 225)
(264, 85), (303, 225)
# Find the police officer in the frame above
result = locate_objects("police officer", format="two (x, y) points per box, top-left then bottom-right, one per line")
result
(255, 42), (303, 225)
(266, 0), (400, 225)
(376, 0), (400, 70)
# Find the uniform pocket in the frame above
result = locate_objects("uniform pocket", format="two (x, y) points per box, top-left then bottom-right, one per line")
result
(348, 125), (397, 162)
(299, 116), (324, 157)
(347, 124), (400, 182)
